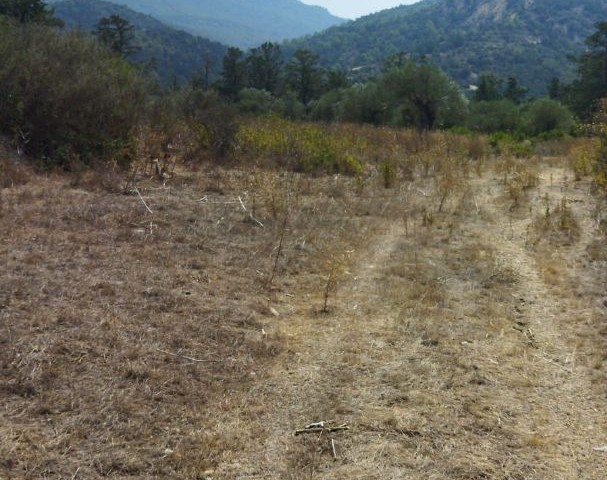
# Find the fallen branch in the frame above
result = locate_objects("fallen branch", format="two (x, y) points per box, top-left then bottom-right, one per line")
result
(295, 421), (350, 436)
(239, 196), (265, 228)
(133, 187), (153, 214)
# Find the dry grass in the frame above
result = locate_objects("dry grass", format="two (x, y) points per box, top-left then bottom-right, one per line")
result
(2, 126), (607, 479)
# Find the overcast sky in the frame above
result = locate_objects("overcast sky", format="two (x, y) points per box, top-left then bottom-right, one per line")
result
(301, 0), (420, 19)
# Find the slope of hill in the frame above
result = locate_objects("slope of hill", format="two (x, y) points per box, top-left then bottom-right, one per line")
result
(60, 0), (348, 48)
(53, 0), (228, 86)
(287, 0), (607, 94)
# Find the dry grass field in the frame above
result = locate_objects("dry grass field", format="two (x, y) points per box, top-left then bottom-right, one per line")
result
(1, 128), (606, 479)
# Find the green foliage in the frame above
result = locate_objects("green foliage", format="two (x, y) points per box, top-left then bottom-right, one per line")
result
(0, 0), (61, 25)
(313, 60), (466, 130)
(286, 49), (323, 108)
(380, 61), (467, 130)
(593, 99), (607, 189)
(565, 22), (607, 118)
(337, 83), (386, 125)
(475, 74), (504, 102)
(183, 89), (238, 159)
(274, 91), (306, 120)
(309, 89), (344, 122)
(488, 132), (533, 158)
(235, 117), (364, 174)
(468, 97), (575, 138)
(381, 159), (396, 188)
(468, 100), (521, 133)
(287, 0), (607, 95)
(220, 47), (247, 100)
(548, 77), (562, 100)
(70, 0), (345, 48)
(95, 14), (138, 56)
(53, 0), (227, 87)
(503, 76), (529, 105)
(0, 22), (145, 166)
(521, 98), (575, 137)
(246, 42), (282, 95)
(237, 88), (276, 115)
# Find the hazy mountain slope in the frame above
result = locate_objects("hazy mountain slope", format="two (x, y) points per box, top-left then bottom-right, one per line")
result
(53, 0), (228, 86)
(67, 0), (347, 48)
(287, 0), (607, 94)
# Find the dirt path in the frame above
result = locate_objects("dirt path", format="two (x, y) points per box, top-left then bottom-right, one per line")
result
(218, 161), (607, 479)
(464, 164), (607, 478)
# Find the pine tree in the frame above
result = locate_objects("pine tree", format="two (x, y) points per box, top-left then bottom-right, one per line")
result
(95, 15), (139, 57)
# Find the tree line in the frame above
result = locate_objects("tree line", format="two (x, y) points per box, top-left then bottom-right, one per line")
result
(1, 1), (607, 169)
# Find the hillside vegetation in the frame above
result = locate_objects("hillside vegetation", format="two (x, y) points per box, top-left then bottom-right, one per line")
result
(53, 0), (228, 86)
(286, 0), (607, 95)
(52, 0), (347, 48)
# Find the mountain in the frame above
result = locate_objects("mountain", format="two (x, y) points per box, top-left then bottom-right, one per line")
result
(52, 0), (228, 86)
(54, 0), (347, 48)
(286, 0), (607, 95)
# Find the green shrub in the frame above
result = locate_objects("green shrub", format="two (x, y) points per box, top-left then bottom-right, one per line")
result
(309, 89), (343, 122)
(0, 23), (145, 167)
(521, 98), (575, 137)
(237, 88), (275, 115)
(489, 132), (534, 157)
(381, 159), (396, 188)
(235, 117), (363, 174)
(183, 88), (238, 159)
(468, 100), (521, 133)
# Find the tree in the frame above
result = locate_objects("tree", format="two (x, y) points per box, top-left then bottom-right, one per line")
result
(475, 74), (503, 102)
(324, 69), (349, 91)
(95, 15), (139, 57)
(287, 49), (323, 107)
(246, 42), (282, 95)
(220, 47), (246, 100)
(337, 83), (387, 125)
(381, 61), (466, 130)
(566, 22), (607, 117)
(238, 88), (275, 115)
(0, 23), (145, 166)
(468, 100), (521, 133)
(548, 77), (561, 100)
(183, 89), (237, 159)
(522, 98), (575, 136)
(0, 0), (61, 25)
(503, 76), (528, 104)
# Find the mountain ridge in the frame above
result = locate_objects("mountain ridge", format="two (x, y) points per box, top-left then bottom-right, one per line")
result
(286, 0), (607, 94)
(52, 0), (228, 86)
(50, 0), (347, 48)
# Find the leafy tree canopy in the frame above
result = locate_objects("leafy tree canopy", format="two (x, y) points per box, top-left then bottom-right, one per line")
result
(95, 14), (138, 57)
(0, 0), (61, 25)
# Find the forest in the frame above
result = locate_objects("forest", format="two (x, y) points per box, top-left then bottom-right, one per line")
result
(1, 0), (606, 168)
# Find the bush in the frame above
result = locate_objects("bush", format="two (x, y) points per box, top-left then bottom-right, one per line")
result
(0, 23), (145, 167)
(237, 88), (275, 115)
(183, 88), (238, 160)
(338, 83), (387, 125)
(489, 132), (534, 157)
(521, 98), (575, 137)
(309, 89), (344, 122)
(468, 100), (521, 133)
(235, 117), (364, 174)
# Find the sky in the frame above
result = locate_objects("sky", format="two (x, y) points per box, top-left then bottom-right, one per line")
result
(301, 0), (420, 20)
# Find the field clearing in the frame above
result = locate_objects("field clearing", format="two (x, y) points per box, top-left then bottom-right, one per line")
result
(1, 131), (606, 479)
